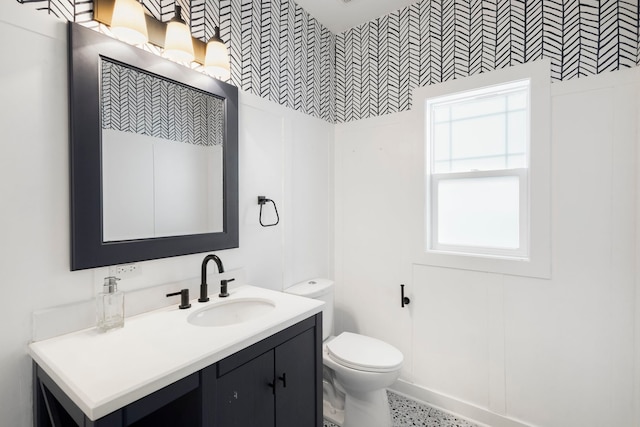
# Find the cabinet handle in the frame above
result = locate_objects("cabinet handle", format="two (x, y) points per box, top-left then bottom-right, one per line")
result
(278, 373), (287, 388)
(267, 380), (275, 395)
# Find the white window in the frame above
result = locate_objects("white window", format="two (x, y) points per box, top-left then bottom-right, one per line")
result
(413, 60), (551, 278)
(427, 80), (530, 259)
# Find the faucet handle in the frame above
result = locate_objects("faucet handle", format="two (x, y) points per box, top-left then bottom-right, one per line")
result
(166, 289), (192, 309)
(219, 278), (235, 298)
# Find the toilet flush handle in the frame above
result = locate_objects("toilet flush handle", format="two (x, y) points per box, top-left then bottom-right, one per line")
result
(401, 284), (410, 308)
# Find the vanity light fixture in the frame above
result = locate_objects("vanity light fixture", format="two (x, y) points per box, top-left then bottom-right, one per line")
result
(94, 0), (231, 81)
(162, 5), (195, 63)
(204, 26), (231, 81)
(109, 0), (148, 45)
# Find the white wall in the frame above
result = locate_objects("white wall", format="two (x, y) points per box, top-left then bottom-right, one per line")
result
(0, 3), (331, 425)
(334, 68), (639, 427)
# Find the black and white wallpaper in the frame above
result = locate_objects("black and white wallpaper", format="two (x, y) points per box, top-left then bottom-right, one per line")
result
(101, 59), (225, 146)
(335, 0), (640, 123)
(17, 0), (336, 123)
(16, 0), (640, 125)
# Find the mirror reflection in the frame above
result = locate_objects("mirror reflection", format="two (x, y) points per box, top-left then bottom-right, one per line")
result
(100, 59), (225, 242)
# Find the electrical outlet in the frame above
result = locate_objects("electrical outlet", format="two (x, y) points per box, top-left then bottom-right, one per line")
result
(108, 263), (141, 278)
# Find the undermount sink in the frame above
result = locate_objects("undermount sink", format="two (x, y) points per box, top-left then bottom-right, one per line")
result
(187, 298), (276, 327)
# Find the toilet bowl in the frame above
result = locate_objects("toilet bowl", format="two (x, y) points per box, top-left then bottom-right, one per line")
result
(285, 279), (403, 427)
(323, 332), (402, 427)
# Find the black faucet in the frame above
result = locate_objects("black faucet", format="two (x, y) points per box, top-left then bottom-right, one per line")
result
(199, 254), (224, 302)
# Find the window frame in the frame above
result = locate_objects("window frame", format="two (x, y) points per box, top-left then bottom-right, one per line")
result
(426, 78), (530, 259)
(411, 60), (551, 278)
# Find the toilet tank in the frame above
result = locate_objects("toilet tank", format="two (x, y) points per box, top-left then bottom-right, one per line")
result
(285, 279), (334, 341)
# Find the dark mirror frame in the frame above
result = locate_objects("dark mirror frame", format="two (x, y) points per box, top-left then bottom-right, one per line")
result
(69, 23), (239, 271)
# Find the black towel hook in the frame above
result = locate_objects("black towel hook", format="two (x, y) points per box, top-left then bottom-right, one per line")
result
(258, 196), (280, 227)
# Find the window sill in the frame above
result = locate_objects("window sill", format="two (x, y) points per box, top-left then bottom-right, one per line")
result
(414, 249), (550, 279)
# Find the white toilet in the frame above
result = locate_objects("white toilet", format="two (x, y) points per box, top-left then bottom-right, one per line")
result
(286, 279), (403, 427)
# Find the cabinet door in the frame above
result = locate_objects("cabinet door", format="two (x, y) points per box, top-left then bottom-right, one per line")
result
(215, 350), (275, 427)
(274, 328), (317, 427)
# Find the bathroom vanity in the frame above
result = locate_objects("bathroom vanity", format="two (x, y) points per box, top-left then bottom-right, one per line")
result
(30, 286), (323, 427)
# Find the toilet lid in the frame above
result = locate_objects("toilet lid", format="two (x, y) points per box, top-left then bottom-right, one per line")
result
(326, 332), (403, 373)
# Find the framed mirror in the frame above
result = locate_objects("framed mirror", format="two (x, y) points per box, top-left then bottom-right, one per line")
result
(69, 23), (238, 270)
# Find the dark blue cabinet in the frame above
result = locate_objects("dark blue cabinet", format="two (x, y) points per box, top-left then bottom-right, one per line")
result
(211, 327), (317, 427)
(33, 314), (322, 427)
(275, 328), (317, 427)
(213, 347), (275, 426)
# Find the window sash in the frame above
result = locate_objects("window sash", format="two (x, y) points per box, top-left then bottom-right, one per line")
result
(427, 82), (530, 175)
(428, 168), (529, 259)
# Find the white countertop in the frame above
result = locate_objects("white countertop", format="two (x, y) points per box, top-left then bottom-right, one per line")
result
(29, 285), (324, 421)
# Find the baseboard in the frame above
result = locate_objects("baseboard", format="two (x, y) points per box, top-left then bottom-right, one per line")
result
(389, 379), (535, 427)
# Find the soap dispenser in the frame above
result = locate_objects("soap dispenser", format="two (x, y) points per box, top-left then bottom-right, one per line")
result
(96, 276), (124, 332)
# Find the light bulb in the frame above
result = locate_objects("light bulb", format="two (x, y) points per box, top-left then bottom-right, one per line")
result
(163, 6), (194, 63)
(110, 0), (148, 45)
(204, 27), (230, 81)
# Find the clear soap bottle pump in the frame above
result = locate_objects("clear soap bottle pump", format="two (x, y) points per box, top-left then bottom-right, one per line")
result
(97, 276), (124, 332)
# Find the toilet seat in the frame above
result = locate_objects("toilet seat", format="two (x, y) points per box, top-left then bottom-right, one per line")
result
(326, 332), (403, 373)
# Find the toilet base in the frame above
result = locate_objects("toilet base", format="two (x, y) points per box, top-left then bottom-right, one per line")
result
(323, 398), (345, 426)
(342, 388), (391, 427)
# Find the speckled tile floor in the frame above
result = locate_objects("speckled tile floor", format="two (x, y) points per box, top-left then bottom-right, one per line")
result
(323, 391), (479, 427)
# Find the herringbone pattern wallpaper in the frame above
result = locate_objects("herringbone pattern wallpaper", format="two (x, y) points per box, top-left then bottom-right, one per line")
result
(336, 0), (640, 123)
(18, 0), (335, 122)
(101, 59), (225, 146)
(16, 0), (640, 124)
